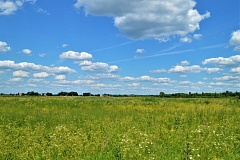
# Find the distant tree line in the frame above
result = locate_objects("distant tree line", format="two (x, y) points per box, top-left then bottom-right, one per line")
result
(0, 91), (239, 98)
(157, 91), (240, 98)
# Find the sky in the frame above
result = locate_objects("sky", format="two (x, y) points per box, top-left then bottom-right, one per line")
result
(0, 0), (240, 95)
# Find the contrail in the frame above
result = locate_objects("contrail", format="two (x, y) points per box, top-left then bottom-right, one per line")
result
(91, 40), (136, 53)
(109, 43), (226, 64)
(109, 49), (194, 63)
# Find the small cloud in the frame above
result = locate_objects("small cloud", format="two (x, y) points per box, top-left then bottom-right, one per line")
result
(13, 70), (29, 77)
(39, 53), (46, 57)
(202, 55), (240, 67)
(80, 62), (119, 73)
(180, 37), (192, 43)
(205, 68), (222, 74)
(37, 8), (50, 15)
(179, 81), (192, 85)
(0, 0), (36, 15)
(231, 67), (240, 73)
(180, 60), (190, 66)
(77, 60), (92, 66)
(150, 69), (166, 73)
(156, 36), (170, 43)
(193, 34), (202, 39)
(128, 83), (140, 87)
(55, 75), (66, 80)
(59, 51), (92, 61)
(22, 49), (32, 55)
(9, 78), (23, 82)
(0, 41), (11, 53)
(169, 65), (204, 74)
(136, 48), (145, 53)
(230, 29), (240, 51)
(33, 72), (50, 78)
(180, 75), (187, 78)
(62, 44), (68, 48)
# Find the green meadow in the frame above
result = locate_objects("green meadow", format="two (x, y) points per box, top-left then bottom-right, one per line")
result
(0, 96), (239, 159)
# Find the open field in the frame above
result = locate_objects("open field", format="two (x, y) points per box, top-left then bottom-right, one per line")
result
(0, 96), (239, 159)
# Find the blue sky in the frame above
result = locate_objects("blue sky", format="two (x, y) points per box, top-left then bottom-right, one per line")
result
(0, 0), (240, 95)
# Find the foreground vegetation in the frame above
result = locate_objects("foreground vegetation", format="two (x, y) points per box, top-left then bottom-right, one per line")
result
(0, 97), (239, 159)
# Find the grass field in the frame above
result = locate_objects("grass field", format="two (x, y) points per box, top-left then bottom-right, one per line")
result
(0, 96), (239, 159)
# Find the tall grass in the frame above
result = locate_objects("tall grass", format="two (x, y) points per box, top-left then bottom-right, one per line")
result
(0, 96), (239, 159)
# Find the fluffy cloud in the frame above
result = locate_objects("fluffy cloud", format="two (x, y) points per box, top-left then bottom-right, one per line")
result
(180, 37), (192, 43)
(127, 83), (140, 87)
(22, 49), (32, 55)
(136, 49), (145, 53)
(205, 68), (222, 74)
(39, 53), (46, 57)
(75, 0), (210, 40)
(121, 75), (171, 83)
(230, 30), (240, 51)
(202, 55), (240, 67)
(179, 81), (192, 85)
(13, 70), (29, 77)
(193, 34), (202, 39)
(150, 69), (167, 73)
(231, 67), (240, 73)
(33, 72), (50, 78)
(0, 0), (36, 15)
(0, 41), (11, 53)
(0, 60), (76, 74)
(180, 60), (190, 66)
(9, 78), (23, 82)
(55, 75), (66, 80)
(214, 75), (240, 81)
(56, 79), (94, 85)
(78, 60), (93, 66)
(37, 8), (50, 15)
(169, 63), (222, 74)
(169, 65), (204, 74)
(59, 51), (92, 61)
(80, 62), (118, 73)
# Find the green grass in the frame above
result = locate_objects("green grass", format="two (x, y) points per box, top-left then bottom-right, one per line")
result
(0, 96), (239, 159)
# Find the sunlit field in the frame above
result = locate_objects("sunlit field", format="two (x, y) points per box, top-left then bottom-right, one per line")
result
(0, 96), (239, 159)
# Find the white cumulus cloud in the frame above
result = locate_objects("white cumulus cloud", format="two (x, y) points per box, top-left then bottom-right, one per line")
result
(231, 67), (240, 73)
(150, 69), (167, 73)
(75, 0), (210, 40)
(33, 72), (50, 78)
(55, 75), (66, 80)
(13, 70), (29, 77)
(136, 49), (145, 53)
(230, 30), (240, 51)
(202, 55), (240, 67)
(205, 68), (222, 74)
(80, 62), (118, 73)
(0, 41), (11, 53)
(59, 51), (93, 61)
(0, 0), (36, 15)
(22, 49), (32, 55)
(180, 37), (192, 43)
(0, 60), (76, 74)
(9, 77), (23, 82)
(169, 65), (204, 74)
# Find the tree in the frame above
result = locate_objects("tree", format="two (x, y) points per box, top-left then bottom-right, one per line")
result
(57, 92), (68, 96)
(46, 92), (53, 96)
(83, 93), (91, 96)
(27, 91), (40, 96)
(68, 92), (78, 96)
(159, 92), (165, 97)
